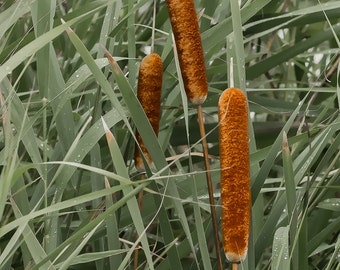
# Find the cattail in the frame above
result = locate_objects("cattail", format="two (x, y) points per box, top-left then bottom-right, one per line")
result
(134, 53), (163, 171)
(165, 0), (208, 105)
(218, 87), (250, 263)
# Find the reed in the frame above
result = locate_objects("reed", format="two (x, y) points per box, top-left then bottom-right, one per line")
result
(218, 87), (250, 264)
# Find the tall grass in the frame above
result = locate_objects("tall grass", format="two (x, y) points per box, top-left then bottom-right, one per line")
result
(0, 0), (339, 269)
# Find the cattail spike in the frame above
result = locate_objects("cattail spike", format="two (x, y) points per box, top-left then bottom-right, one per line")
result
(166, 0), (208, 105)
(218, 88), (250, 263)
(134, 53), (163, 171)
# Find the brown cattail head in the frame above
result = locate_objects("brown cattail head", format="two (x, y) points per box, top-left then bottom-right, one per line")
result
(165, 0), (208, 105)
(134, 53), (163, 172)
(218, 87), (250, 263)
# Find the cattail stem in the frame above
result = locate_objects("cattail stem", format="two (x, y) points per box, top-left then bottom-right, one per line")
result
(166, 0), (221, 267)
(219, 88), (250, 264)
(197, 105), (223, 270)
(151, 0), (157, 53)
(232, 263), (239, 270)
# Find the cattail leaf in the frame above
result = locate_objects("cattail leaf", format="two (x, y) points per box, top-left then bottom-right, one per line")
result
(246, 25), (340, 80)
(58, 223), (103, 270)
(55, 250), (128, 267)
(252, 94), (308, 202)
(253, 94), (308, 262)
(103, 175), (122, 267)
(282, 132), (297, 220)
(0, 181), (131, 240)
(272, 226), (290, 270)
(308, 215), (340, 256)
(10, 199), (55, 270)
(101, 117), (155, 269)
(191, 175), (213, 270)
(228, 0), (246, 90)
(30, 182), (147, 270)
(282, 132), (298, 269)
(317, 198), (340, 212)
(202, 0), (272, 49)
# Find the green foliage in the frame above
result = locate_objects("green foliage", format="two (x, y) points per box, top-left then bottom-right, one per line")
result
(0, 0), (339, 269)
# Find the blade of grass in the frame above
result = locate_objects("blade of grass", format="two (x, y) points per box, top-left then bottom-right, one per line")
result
(103, 178), (122, 268)
(0, 17), (83, 83)
(308, 211), (340, 255)
(229, 0), (246, 90)
(246, 25), (340, 80)
(58, 222), (103, 270)
(271, 226), (290, 270)
(102, 118), (154, 269)
(202, 0), (272, 50)
(127, 0), (136, 87)
(294, 121), (340, 184)
(252, 94), (308, 202)
(192, 174), (213, 270)
(337, 59), (340, 109)
(282, 132), (298, 269)
(31, 182), (148, 270)
(0, 77), (44, 220)
(0, 0), (31, 41)
(324, 234), (340, 270)
(243, 3), (340, 36)
(255, 193), (286, 264)
(10, 198), (56, 270)
(0, 180), (134, 268)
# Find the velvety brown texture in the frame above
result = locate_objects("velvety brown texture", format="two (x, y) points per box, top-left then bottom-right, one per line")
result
(218, 88), (250, 263)
(134, 53), (163, 171)
(166, 0), (208, 105)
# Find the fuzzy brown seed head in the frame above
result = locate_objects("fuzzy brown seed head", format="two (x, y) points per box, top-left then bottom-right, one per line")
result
(134, 53), (163, 171)
(166, 0), (208, 105)
(218, 88), (250, 263)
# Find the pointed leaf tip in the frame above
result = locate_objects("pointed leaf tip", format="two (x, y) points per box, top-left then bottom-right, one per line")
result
(104, 177), (111, 189)
(101, 116), (109, 132)
(282, 131), (289, 152)
(103, 49), (120, 74)
(60, 18), (72, 34)
(101, 116), (114, 143)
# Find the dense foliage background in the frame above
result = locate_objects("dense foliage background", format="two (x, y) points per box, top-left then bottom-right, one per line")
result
(0, 0), (339, 269)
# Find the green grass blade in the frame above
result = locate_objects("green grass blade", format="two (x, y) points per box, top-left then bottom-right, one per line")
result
(102, 118), (154, 269)
(202, 0), (272, 50)
(252, 94), (308, 202)
(282, 132), (298, 269)
(272, 226), (290, 270)
(229, 0), (246, 90)
(246, 25), (340, 80)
